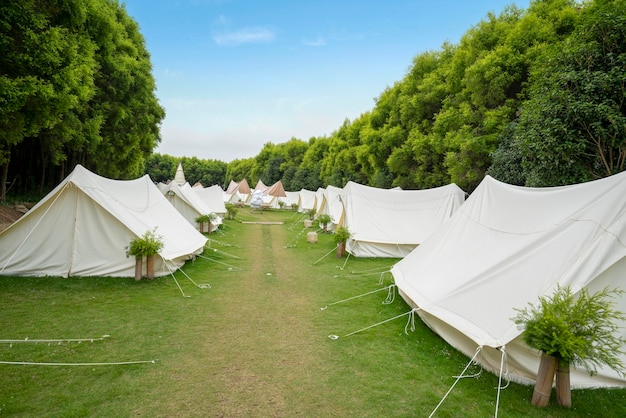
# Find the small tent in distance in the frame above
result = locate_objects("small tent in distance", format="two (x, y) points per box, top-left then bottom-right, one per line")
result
(0, 165), (207, 278)
(224, 179), (251, 205)
(391, 172), (626, 388)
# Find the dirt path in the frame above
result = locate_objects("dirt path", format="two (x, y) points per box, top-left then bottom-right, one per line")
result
(197, 221), (330, 416)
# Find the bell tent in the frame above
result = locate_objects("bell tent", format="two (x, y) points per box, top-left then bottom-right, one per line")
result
(391, 172), (626, 388)
(0, 165), (207, 278)
(341, 181), (466, 257)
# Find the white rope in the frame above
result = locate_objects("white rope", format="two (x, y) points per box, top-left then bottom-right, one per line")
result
(0, 359), (157, 366)
(404, 307), (418, 333)
(312, 246), (338, 265)
(349, 265), (394, 275)
(284, 226), (307, 248)
(383, 284), (396, 305)
(378, 270), (394, 285)
(203, 245), (242, 259)
(328, 308), (418, 339)
(0, 335), (110, 346)
(177, 264), (211, 289)
(429, 346), (483, 418)
(320, 286), (394, 310)
(338, 252), (351, 270)
(197, 254), (243, 271)
(164, 261), (190, 297)
(494, 346), (506, 418)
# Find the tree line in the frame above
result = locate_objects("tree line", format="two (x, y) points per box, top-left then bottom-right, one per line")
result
(2, 0), (624, 200)
(150, 0), (625, 193)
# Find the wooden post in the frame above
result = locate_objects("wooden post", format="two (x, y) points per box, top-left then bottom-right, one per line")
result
(556, 359), (571, 407)
(146, 255), (155, 280)
(532, 352), (557, 407)
(134, 257), (143, 281)
(336, 242), (346, 258)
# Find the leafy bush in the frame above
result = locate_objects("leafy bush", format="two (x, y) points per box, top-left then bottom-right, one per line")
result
(333, 226), (351, 245)
(126, 229), (164, 258)
(195, 213), (218, 224)
(514, 285), (626, 375)
(225, 203), (238, 220)
(316, 214), (332, 232)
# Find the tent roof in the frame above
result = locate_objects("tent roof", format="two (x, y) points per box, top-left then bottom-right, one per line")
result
(226, 179), (251, 195)
(174, 162), (186, 185)
(264, 180), (287, 197)
(254, 179), (268, 192)
(191, 184), (227, 215)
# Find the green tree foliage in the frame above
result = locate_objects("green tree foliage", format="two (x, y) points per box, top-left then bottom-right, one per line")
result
(225, 157), (255, 188)
(144, 154), (227, 187)
(1, 0), (164, 199)
(145, 154), (178, 184)
(5, 0), (623, 200)
(514, 0), (626, 186)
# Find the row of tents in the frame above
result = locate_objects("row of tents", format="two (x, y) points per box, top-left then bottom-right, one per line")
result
(0, 163), (625, 389)
(220, 172), (626, 389)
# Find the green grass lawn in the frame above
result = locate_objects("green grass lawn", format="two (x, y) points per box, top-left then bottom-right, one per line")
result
(1, 208), (625, 417)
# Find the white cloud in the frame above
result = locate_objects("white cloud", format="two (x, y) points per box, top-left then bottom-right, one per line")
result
(161, 68), (182, 78)
(212, 27), (276, 46)
(302, 37), (326, 47)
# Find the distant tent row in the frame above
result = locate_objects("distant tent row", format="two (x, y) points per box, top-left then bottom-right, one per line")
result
(0, 165), (207, 278)
(224, 178), (288, 209)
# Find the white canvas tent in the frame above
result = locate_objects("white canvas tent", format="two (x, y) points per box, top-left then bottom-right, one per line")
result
(279, 191), (300, 209)
(0, 165), (207, 278)
(391, 172), (626, 388)
(191, 184), (227, 218)
(224, 179), (251, 205)
(174, 162), (186, 185)
(297, 189), (317, 213)
(316, 185), (344, 231)
(341, 181), (466, 258)
(315, 187), (326, 215)
(161, 181), (221, 230)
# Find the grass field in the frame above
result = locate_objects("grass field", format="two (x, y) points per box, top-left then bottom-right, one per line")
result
(1, 209), (625, 417)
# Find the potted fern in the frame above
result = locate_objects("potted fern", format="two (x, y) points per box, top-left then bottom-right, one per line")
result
(316, 214), (332, 233)
(195, 213), (218, 233)
(514, 285), (626, 407)
(333, 226), (351, 258)
(126, 229), (164, 280)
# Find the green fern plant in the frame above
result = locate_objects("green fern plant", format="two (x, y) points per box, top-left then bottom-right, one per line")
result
(125, 228), (164, 258)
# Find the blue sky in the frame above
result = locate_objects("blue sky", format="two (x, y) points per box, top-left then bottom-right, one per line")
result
(123, 0), (531, 162)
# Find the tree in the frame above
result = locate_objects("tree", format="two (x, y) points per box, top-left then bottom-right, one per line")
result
(0, 0), (164, 199)
(515, 0), (626, 186)
(0, 0), (97, 199)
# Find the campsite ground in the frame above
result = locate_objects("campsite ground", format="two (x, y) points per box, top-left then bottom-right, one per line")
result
(1, 209), (625, 417)
(0, 204), (25, 232)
